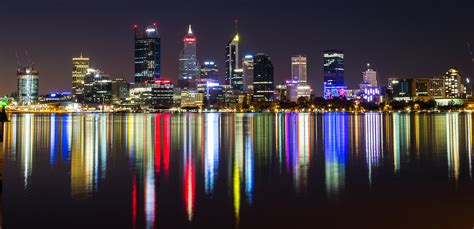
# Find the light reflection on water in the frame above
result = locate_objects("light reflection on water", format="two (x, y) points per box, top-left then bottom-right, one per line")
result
(3, 112), (474, 228)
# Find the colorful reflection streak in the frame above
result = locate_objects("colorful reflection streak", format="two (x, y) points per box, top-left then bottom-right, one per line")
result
(365, 113), (382, 187)
(204, 113), (219, 196)
(446, 113), (460, 183)
(324, 113), (348, 200)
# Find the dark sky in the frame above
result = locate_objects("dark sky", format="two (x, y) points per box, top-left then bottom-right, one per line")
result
(1, 0), (473, 96)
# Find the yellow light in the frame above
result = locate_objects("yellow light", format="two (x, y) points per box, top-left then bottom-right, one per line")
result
(233, 34), (240, 42)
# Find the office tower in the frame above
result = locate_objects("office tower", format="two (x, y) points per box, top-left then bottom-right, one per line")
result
(111, 78), (129, 102)
(200, 61), (219, 80)
(428, 78), (445, 99)
(411, 78), (430, 99)
(252, 53), (274, 102)
(83, 69), (112, 104)
(444, 68), (465, 98)
(134, 23), (161, 83)
(225, 31), (243, 91)
(291, 55), (307, 85)
(362, 63), (378, 87)
(285, 80), (299, 102)
(391, 78), (413, 101)
(150, 80), (174, 108)
(178, 25), (200, 89)
(72, 54), (90, 102)
(17, 66), (39, 105)
(243, 55), (254, 91)
(323, 50), (346, 99)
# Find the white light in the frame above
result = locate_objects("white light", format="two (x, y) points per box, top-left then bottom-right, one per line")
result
(146, 28), (156, 33)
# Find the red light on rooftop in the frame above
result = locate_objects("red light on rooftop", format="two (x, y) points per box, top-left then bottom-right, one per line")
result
(133, 24), (138, 29)
(153, 22), (157, 27)
(155, 80), (171, 84)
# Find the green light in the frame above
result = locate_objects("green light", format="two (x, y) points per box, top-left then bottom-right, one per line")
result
(0, 101), (6, 106)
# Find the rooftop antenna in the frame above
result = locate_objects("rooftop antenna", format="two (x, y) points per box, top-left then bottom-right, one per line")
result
(15, 51), (21, 67)
(467, 41), (474, 63)
(234, 19), (238, 33)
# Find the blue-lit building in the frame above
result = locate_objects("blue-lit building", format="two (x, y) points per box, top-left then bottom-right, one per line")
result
(134, 23), (161, 83)
(323, 50), (347, 99)
(178, 25), (200, 89)
(252, 53), (274, 102)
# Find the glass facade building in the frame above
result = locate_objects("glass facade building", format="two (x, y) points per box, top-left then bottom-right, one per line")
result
(17, 67), (39, 105)
(178, 25), (200, 89)
(225, 33), (243, 91)
(252, 53), (274, 102)
(323, 50), (346, 99)
(72, 54), (89, 102)
(134, 24), (161, 83)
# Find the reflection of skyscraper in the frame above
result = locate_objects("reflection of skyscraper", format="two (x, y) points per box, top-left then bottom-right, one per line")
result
(72, 54), (90, 102)
(323, 50), (346, 99)
(179, 25), (200, 89)
(134, 23), (161, 83)
(324, 113), (348, 200)
(252, 53), (274, 102)
(17, 67), (39, 105)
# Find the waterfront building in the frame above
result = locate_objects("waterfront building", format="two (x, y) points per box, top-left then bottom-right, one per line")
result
(178, 25), (200, 89)
(362, 63), (378, 87)
(39, 92), (72, 103)
(134, 23), (161, 83)
(285, 80), (299, 102)
(200, 61), (219, 80)
(291, 55), (307, 85)
(83, 69), (112, 104)
(181, 90), (204, 108)
(225, 31), (243, 91)
(17, 67), (39, 105)
(444, 68), (465, 98)
(149, 80), (174, 107)
(111, 78), (129, 103)
(362, 86), (381, 103)
(252, 53), (274, 102)
(323, 50), (347, 99)
(275, 84), (287, 101)
(243, 55), (254, 91)
(428, 77), (445, 99)
(391, 78), (412, 101)
(72, 54), (89, 102)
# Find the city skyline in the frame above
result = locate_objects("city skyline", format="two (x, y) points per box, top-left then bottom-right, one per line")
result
(1, 0), (473, 95)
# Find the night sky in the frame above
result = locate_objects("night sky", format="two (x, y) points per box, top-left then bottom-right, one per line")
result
(1, 0), (473, 96)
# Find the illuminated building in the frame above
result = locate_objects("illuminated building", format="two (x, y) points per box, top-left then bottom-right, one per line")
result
(362, 86), (381, 103)
(243, 55), (254, 91)
(39, 92), (72, 103)
(72, 54), (90, 102)
(411, 78), (430, 100)
(17, 67), (39, 105)
(444, 68), (465, 98)
(180, 90), (204, 108)
(225, 30), (244, 91)
(134, 23), (161, 83)
(323, 50), (347, 99)
(111, 77), (129, 103)
(178, 25), (200, 89)
(83, 69), (112, 104)
(200, 61), (219, 80)
(285, 80), (299, 102)
(428, 77), (445, 99)
(391, 78), (412, 101)
(149, 80), (174, 107)
(361, 63), (378, 88)
(252, 53), (274, 102)
(291, 55), (307, 84)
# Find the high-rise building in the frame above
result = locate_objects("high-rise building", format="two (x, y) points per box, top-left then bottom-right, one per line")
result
(17, 67), (39, 105)
(291, 55), (307, 85)
(72, 54), (89, 102)
(225, 32), (243, 91)
(243, 55), (254, 91)
(134, 23), (161, 83)
(83, 68), (112, 104)
(362, 63), (378, 88)
(323, 50), (346, 99)
(428, 78), (445, 99)
(444, 68), (465, 98)
(178, 25), (200, 89)
(391, 78), (412, 101)
(111, 78), (129, 103)
(253, 53), (274, 102)
(200, 61), (219, 80)
(411, 78), (430, 100)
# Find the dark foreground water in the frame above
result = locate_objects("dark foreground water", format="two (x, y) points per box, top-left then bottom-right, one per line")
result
(2, 112), (474, 228)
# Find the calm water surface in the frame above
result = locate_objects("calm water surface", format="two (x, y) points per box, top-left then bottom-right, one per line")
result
(2, 113), (474, 228)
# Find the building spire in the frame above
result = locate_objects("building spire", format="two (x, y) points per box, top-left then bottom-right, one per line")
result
(188, 24), (193, 34)
(234, 19), (238, 33)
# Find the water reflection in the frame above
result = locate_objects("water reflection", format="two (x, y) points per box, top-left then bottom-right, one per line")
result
(4, 113), (474, 228)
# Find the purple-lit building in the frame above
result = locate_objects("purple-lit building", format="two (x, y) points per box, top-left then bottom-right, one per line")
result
(323, 50), (347, 99)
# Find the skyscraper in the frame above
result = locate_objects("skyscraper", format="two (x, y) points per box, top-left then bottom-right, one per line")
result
(362, 63), (378, 88)
(291, 55), (307, 85)
(225, 30), (243, 91)
(253, 53), (274, 102)
(17, 66), (39, 105)
(72, 54), (90, 102)
(178, 25), (200, 89)
(134, 23), (161, 83)
(323, 50), (346, 99)
(200, 61), (219, 80)
(243, 55), (254, 91)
